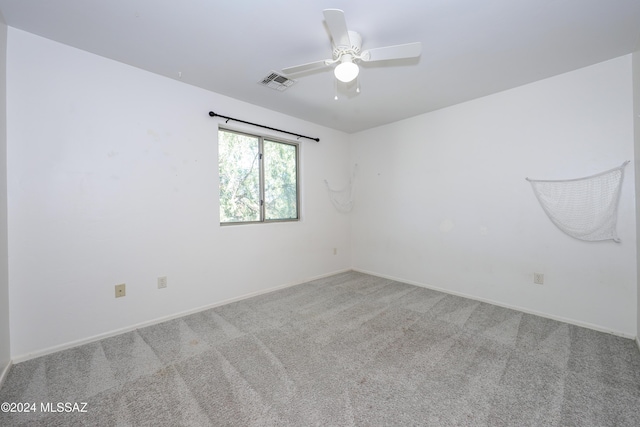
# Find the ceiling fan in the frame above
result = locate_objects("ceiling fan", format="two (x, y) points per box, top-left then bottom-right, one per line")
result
(282, 9), (422, 85)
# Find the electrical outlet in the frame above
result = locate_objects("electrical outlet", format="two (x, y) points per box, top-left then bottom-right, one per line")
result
(533, 273), (544, 285)
(158, 276), (167, 289)
(333, 248), (337, 255)
(115, 283), (126, 298)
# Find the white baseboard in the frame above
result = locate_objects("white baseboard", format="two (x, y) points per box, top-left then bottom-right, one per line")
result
(12, 268), (352, 364)
(352, 268), (636, 340)
(0, 360), (12, 389)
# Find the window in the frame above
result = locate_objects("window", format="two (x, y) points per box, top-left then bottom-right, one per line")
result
(218, 128), (299, 224)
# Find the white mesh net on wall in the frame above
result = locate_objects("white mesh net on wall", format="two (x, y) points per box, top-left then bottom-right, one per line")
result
(526, 161), (628, 242)
(325, 165), (357, 213)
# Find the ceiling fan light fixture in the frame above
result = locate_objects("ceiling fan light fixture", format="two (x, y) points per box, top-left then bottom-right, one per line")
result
(334, 54), (359, 82)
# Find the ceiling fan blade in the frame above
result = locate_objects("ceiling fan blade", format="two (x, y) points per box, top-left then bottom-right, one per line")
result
(323, 9), (351, 47)
(361, 42), (422, 62)
(282, 60), (330, 75)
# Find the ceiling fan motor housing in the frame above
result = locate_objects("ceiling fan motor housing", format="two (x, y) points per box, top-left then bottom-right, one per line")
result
(333, 31), (362, 60)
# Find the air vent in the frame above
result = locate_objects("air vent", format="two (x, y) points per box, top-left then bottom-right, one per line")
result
(258, 72), (296, 91)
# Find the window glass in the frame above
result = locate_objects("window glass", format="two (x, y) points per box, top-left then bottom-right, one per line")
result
(218, 129), (299, 224)
(218, 130), (261, 223)
(264, 140), (298, 220)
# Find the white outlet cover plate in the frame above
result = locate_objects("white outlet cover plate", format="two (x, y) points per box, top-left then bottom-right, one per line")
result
(158, 276), (167, 289)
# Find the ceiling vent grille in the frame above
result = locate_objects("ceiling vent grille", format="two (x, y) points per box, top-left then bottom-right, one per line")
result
(259, 71), (296, 91)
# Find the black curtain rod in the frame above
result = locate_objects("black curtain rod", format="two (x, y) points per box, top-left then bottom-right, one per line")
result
(209, 111), (320, 142)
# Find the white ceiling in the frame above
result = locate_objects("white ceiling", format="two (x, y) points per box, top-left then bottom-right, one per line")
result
(1, 0), (639, 133)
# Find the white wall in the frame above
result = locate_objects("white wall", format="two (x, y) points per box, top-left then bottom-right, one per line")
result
(351, 55), (637, 337)
(634, 50), (640, 344)
(0, 16), (10, 379)
(6, 28), (352, 359)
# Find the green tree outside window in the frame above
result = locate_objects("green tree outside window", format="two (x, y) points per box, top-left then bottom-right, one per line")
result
(219, 129), (299, 224)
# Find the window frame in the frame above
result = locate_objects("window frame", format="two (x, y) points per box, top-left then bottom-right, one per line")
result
(218, 127), (300, 225)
